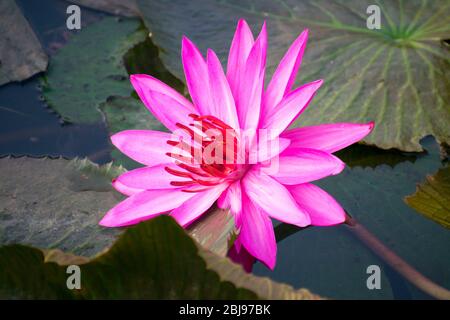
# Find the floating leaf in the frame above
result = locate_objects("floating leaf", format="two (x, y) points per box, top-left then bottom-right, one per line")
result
(137, 0), (450, 152)
(0, 216), (321, 299)
(405, 166), (450, 229)
(41, 17), (145, 123)
(0, 157), (123, 257)
(0, 0), (48, 86)
(0, 156), (237, 258)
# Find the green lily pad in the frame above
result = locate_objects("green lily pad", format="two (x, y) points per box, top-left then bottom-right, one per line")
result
(137, 0), (450, 152)
(0, 216), (320, 299)
(41, 16), (146, 123)
(0, 0), (48, 86)
(0, 157), (124, 257)
(405, 166), (450, 229)
(0, 156), (237, 258)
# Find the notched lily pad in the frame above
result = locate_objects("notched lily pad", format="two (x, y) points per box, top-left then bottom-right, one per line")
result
(405, 166), (450, 229)
(0, 216), (321, 299)
(137, 0), (450, 152)
(0, 0), (48, 86)
(41, 17), (145, 123)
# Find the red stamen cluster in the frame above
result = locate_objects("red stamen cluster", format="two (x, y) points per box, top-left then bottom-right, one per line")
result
(165, 114), (238, 192)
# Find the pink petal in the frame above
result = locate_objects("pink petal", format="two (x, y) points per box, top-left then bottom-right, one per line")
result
(227, 238), (255, 273)
(171, 183), (229, 227)
(217, 180), (242, 227)
(112, 179), (143, 196)
(111, 130), (173, 167)
(264, 148), (345, 185)
(236, 24), (266, 132)
(256, 21), (268, 67)
(260, 79), (323, 138)
(288, 183), (346, 226)
(227, 19), (254, 101)
(281, 122), (375, 154)
(242, 169), (310, 227)
(99, 188), (195, 227)
(263, 29), (308, 115)
(207, 49), (239, 129)
(181, 37), (212, 116)
(239, 192), (276, 269)
(252, 136), (290, 163)
(114, 164), (180, 191)
(130, 74), (196, 132)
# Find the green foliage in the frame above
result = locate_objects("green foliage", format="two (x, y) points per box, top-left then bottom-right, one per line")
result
(137, 0), (450, 152)
(0, 157), (122, 257)
(41, 17), (145, 123)
(405, 166), (450, 229)
(0, 216), (320, 299)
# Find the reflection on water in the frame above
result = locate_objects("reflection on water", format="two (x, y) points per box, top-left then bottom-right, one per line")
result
(0, 79), (111, 163)
(0, 0), (111, 163)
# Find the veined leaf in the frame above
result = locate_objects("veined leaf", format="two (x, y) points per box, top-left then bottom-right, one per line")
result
(41, 17), (145, 123)
(0, 216), (321, 299)
(0, 156), (236, 257)
(405, 166), (450, 229)
(0, 157), (123, 257)
(137, 0), (450, 152)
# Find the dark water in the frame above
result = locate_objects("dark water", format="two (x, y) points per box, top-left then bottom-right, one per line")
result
(0, 0), (111, 162)
(1, 0), (449, 300)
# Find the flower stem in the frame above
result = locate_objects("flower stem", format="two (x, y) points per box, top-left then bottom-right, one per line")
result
(345, 214), (450, 300)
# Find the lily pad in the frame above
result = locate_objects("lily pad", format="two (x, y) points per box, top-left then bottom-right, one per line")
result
(0, 156), (237, 258)
(0, 0), (48, 86)
(0, 157), (123, 257)
(41, 16), (146, 123)
(137, 0), (450, 152)
(405, 166), (450, 229)
(0, 216), (320, 299)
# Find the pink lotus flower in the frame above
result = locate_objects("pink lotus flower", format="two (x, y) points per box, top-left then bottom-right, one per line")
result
(100, 19), (374, 270)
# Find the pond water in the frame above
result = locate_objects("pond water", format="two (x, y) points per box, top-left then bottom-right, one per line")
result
(1, 0), (448, 300)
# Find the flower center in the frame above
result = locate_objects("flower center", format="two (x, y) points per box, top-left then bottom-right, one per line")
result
(165, 114), (240, 192)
